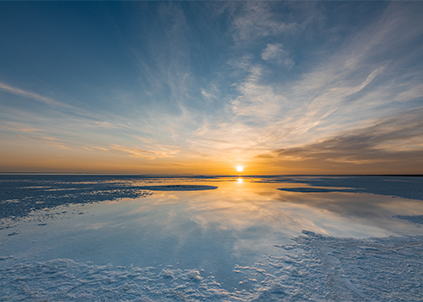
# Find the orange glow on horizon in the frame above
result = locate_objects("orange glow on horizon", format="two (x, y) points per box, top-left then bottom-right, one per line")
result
(2, 139), (423, 175)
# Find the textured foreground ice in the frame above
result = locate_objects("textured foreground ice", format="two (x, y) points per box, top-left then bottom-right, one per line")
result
(1, 231), (423, 301)
(1, 175), (423, 301)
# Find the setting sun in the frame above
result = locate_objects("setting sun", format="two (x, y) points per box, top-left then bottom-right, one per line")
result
(236, 166), (244, 172)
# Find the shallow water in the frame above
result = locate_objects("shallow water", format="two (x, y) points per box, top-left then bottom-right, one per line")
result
(1, 175), (423, 301)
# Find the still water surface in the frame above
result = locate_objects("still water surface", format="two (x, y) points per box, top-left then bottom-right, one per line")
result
(1, 175), (423, 300)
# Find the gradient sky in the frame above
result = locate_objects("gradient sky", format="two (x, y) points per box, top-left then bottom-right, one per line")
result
(1, 1), (423, 174)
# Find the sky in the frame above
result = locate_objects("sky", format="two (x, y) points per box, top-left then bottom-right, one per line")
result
(0, 1), (423, 175)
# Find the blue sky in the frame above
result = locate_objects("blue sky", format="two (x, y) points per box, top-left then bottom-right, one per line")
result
(0, 1), (422, 174)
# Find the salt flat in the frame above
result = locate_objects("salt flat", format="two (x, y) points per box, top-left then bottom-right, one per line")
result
(1, 175), (423, 301)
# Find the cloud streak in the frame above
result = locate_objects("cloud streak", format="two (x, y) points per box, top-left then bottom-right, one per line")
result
(0, 81), (70, 108)
(266, 109), (423, 171)
(229, 2), (298, 41)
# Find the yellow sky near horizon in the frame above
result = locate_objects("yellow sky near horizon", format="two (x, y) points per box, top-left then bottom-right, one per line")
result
(2, 135), (422, 175)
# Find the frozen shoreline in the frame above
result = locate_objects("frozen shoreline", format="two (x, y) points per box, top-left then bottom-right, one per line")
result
(1, 231), (422, 301)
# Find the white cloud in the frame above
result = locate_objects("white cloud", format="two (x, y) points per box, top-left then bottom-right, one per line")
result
(261, 43), (294, 68)
(110, 144), (155, 159)
(110, 142), (179, 159)
(0, 81), (94, 119)
(201, 84), (219, 102)
(0, 81), (64, 107)
(230, 66), (286, 119)
(231, 2), (298, 41)
(187, 2), (423, 163)
(261, 43), (283, 61)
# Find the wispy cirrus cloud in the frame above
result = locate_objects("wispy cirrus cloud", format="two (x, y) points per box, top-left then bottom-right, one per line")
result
(111, 144), (155, 159)
(0, 81), (63, 107)
(188, 1), (423, 168)
(17, 133), (70, 150)
(229, 66), (286, 119)
(261, 43), (294, 68)
(0, 81), (101, 122)
(129, 2), (198, 116)
(229, 2), (298, 41)
(190, 59), (388, 161)
(110, 139), (180, 160)
(265, 109), (423, 170)
(93, 146), (110, 152)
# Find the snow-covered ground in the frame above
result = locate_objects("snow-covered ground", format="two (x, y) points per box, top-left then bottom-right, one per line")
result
(1, 175), (423, 301)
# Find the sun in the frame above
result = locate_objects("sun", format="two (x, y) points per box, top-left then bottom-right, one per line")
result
(236, 166), (244, 172)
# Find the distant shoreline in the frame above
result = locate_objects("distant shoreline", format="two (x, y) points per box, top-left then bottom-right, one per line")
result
(0, 173), (422, 177)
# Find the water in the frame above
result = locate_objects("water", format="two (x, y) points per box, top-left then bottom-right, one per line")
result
(1, 175), (423, 301)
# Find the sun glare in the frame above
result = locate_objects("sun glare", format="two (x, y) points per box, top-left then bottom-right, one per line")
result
(236, 166), (244, 172)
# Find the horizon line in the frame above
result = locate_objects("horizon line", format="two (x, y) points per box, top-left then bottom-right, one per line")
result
(0, 172), (422, 177)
